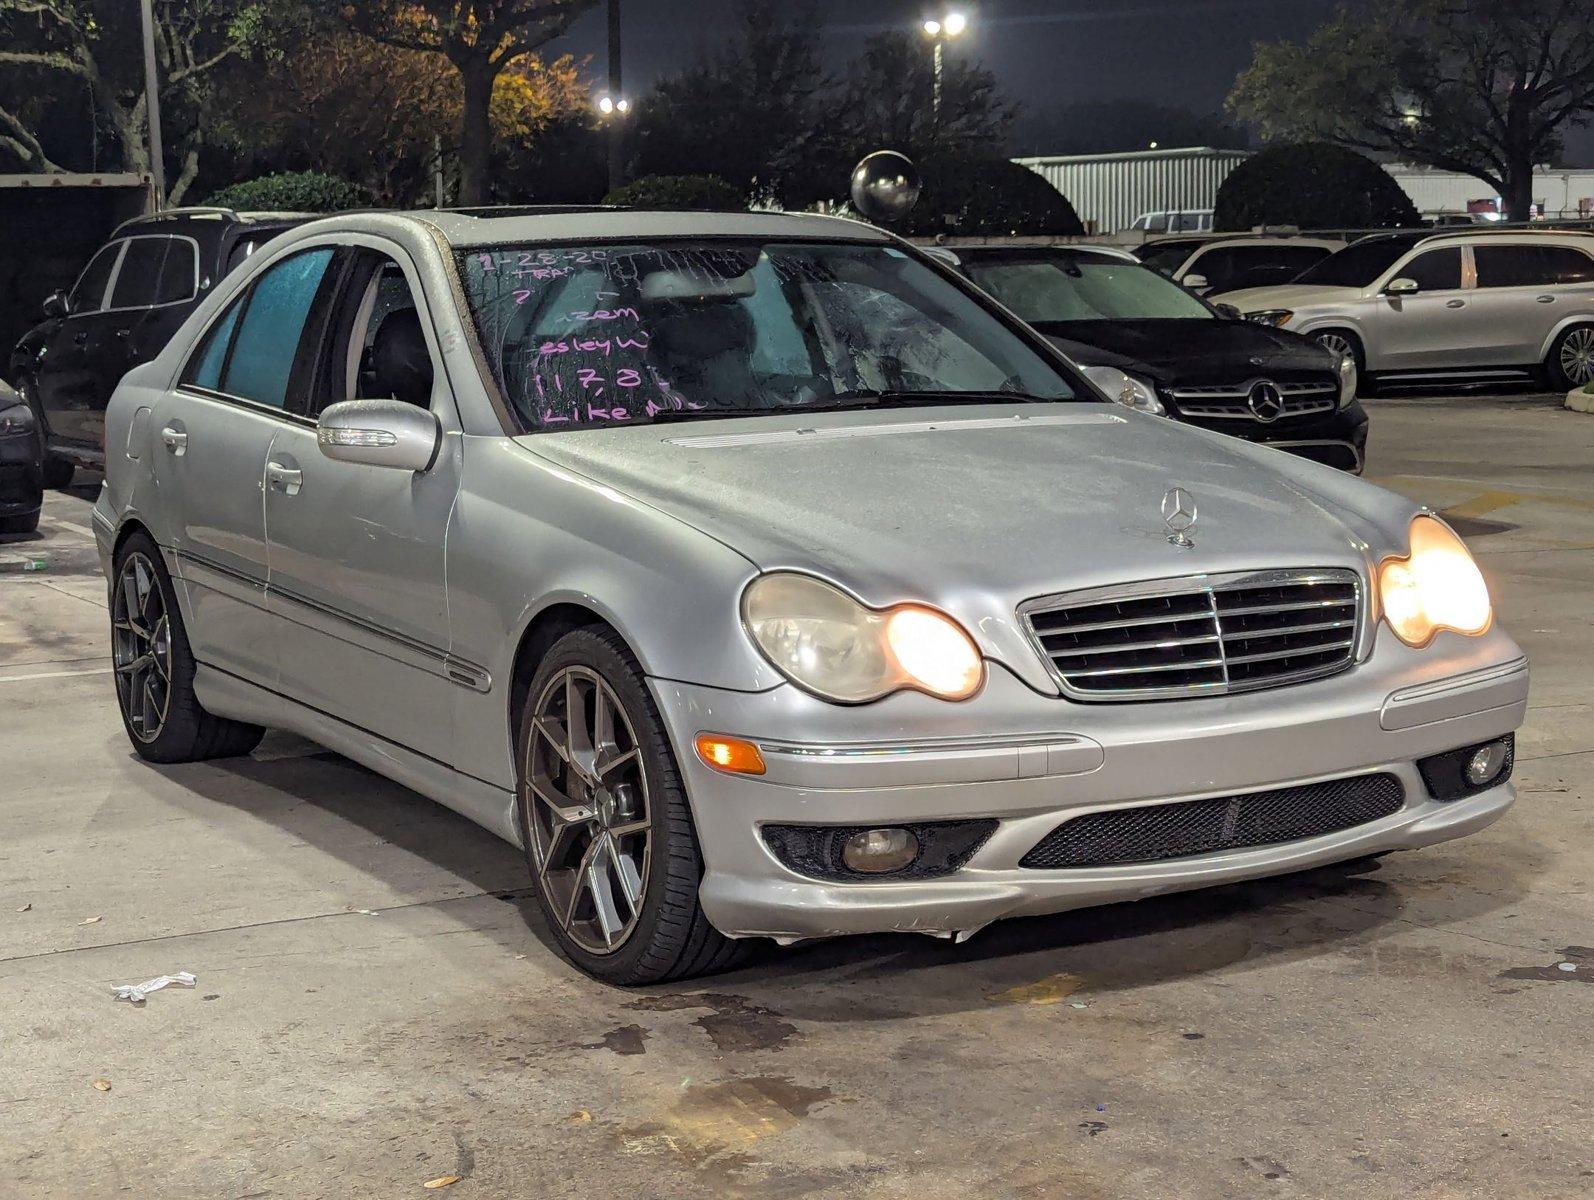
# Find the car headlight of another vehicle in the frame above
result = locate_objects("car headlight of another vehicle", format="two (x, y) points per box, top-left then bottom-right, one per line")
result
(0, 405), (34, 437)
(1078, 365), (1166, 416)
(742, 572), (985, 703)
(1378, 516), (1492, 647)
(1336, 351), (1357, 408)
(1248, 309), (1294, 327)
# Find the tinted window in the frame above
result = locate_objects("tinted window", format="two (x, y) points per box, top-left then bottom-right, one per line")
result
(222, 249), (335, 408)
(155, 238), (198, 303)
(184, 299), (244, 391)
(1476, 244), (1594, 287)
(459, 241), (1076, 431)
(1294, 236), (1426, 287)
(109, 237), (170, 308)
(963, 254), (1213, 321)
(1399, 248), (1462, 291)
(69, 241), (123, 313)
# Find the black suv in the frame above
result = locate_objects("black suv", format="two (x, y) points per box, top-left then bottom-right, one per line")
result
(8, 208), (311, 483)
(940, 244), (1368, 473)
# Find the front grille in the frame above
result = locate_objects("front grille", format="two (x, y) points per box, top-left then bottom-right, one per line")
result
(1168, 380), (1336, 420)
(1019, 773), (1404, 869)
(1022, 569), (1361, 701)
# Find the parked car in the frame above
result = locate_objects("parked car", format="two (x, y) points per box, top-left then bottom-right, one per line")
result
(1215, 229), (1594, 390)
(1128, 209), (1213, 233)
(8, 207), (312, 484)
(0, 378), (43, 535)
(95, 209), (1526, 985)
(941, 244), (1367, 472)
(1136, 235), (1344, 294)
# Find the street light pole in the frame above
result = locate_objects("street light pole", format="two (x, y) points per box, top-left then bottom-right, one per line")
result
(607, 0), (624, 194)
(921, 12), (966, 130)
(932, 39), (944, 123)
(138, 0), (166, 208)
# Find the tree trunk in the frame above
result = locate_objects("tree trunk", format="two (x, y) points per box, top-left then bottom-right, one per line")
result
(459, 63), (495, 206)
(1501, 156), (1536, 223)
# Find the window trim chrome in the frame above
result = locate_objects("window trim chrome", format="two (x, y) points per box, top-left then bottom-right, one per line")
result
(1018, 567), (1365, 703)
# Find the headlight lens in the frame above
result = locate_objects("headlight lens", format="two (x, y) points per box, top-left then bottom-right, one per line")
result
(1248, 309), (1294, 327)
(742, 573), (984, 703)
(1079, 365), (1166, 416)
(1336, 352), (1357, 408)
(1378, 516), (1492, 647)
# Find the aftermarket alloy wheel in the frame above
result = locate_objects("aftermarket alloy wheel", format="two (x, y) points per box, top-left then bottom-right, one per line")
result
(110, 531), (264, 763)
(1548, 324), (1594, 390)
(516, 627), (748, 985)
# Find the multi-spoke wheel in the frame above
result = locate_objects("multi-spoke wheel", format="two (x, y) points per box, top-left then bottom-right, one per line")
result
(1548, 324), (1594, 390)
(109, 530), (264, 763)
(1313, 329), (1372, 396)
(515, 626), (748, 985)
(113, 552), (173, 743)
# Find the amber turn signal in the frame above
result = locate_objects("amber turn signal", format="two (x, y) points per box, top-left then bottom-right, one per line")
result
(695, 733), (767, 776)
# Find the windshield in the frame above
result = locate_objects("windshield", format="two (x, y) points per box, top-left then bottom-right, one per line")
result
(1292, 237), (1425, 287)
(961, 253), (1213, 322)
(1135, 241), (1204, 275)
(457, 240), (1077, 431)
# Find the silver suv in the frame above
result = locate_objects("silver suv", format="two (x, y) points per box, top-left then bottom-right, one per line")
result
(1216, 230), (1594, 391)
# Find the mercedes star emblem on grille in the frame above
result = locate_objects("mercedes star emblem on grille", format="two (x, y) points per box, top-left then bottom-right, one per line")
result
(1247, 379), (1286, 422)
(1161, 486), (1198, 547)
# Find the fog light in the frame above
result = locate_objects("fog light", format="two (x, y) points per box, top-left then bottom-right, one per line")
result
(841, 827), (920, 874)
(1465, 740), (1510, 788)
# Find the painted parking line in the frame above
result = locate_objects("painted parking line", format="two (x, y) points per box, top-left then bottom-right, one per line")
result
(0, 666), (108, 685)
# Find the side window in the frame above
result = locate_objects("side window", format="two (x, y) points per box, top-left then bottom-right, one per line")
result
(109, 237), (170, 309)
(1475, 246), (1544, 289)
(155, 238), (198, 304)
(183, 299), (244, 391)
(223, 249), (336, 409)
(1278, 246), (1331, 271)
(69, 241), (123, 314)
(1539, 246), (1594, 285)
(326, 255), (436, 413)
(1401, 248), (1463, 291)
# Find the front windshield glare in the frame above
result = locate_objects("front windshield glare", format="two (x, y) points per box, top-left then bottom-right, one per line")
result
(964, 256), (1213, 322)
(1293, 238), (1421, 288)
(458, 241), (1076, 431)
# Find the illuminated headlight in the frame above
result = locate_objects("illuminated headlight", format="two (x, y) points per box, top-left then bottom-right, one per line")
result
(1079, 365), (1166, 416)
(1248, 309), (1294, 327)
(0, 405), (34, 437)
(1336, 352), (1357, 408)
(742, 573), (984, 703)
(1378, 516), (1492, 647)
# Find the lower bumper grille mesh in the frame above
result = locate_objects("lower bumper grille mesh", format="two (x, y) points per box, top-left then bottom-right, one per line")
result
(1019, 773), (1405, 869)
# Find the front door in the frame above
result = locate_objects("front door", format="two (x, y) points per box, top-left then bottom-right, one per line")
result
(1370, 246), (1474, 370)
(264, 247), (460, 763)
(37, 239), (125, 451)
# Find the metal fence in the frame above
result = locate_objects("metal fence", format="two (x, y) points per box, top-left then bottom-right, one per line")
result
(1012, 147), (1252, 235)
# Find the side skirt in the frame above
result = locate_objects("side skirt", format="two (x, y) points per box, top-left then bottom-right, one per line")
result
(193, 662), (523, 849)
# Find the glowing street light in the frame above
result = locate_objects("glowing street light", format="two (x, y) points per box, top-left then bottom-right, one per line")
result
(597, 94), (631, 116)
(921, 11), (968, 124)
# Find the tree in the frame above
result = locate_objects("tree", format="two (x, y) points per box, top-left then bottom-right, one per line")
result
(1214, 143), (1419, 230)
(603, 173), (744, 210)
(0, 0), (301, 203)
(627, 0), (827, 206)
(897, 154), (1082, 237)
(206, 169), (370, 211)
(1228, 0), (1594, 222)
(342, 0), (596, 205)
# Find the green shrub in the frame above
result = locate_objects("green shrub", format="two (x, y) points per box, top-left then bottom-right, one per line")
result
(205, 171), (371, 213)
(896, 154), (1083, 237)
(1215, 143), (1419, 231)
(603, 174), (746, 210)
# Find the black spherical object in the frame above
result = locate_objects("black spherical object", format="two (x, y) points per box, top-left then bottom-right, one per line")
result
(850, 151), (921, 224)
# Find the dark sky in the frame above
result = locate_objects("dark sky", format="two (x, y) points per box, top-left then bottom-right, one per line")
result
(552, 0), (1594, 164)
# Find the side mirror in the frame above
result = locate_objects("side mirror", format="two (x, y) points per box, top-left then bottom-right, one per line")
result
(42, 290), (69, 319)
(1182, 273), (1210, 291)
(1385, 277), (1420, 296)
(317, 398), (439, 472)
(1215, 302), (1243, 320)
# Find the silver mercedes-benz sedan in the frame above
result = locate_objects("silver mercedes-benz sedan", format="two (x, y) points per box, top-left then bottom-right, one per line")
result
(93, 208), (1528, 984)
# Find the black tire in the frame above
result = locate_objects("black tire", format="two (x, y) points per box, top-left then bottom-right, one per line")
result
(1313, 329), (1375, 397)
(0, 510), (40, 536)
(515, 626), (748, 985)
(16, 376), (75, 489)
(1545, 323), (1594, 392)
(111, 530), (265, 764)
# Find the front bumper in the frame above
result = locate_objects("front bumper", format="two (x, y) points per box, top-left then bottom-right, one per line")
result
(0, 431), (44, 518)
(651, 631), (1527, 941)
(1173, 400), (1369, 473)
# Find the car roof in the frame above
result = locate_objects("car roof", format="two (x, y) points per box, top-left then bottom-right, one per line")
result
(112, 207), (317, 239)
(408, 206), (891, 248)
(1187, 236), (1343, 250)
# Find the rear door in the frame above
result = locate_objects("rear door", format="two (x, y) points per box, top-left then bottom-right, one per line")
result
(36, 239), (125, 450)
(150, 246), (340, 687)
(1466, 244), (1594, 364)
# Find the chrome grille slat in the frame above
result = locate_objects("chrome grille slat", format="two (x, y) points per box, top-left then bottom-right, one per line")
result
(1020, 569), (1362, 702)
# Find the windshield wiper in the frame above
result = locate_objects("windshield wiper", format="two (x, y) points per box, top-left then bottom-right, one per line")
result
(645, 391), (1059, 424)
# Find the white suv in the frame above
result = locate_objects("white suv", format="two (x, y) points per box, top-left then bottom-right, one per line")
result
(1216, 230), (1594, 391)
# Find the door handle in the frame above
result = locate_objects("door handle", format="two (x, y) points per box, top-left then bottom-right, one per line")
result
(160, 425), (188, 454)
(1445, 299), (1465, 308)
(265, 460), (302, 494)
(1536, 295), (1555, 303)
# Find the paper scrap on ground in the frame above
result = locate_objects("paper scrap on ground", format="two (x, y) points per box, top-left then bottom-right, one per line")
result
(112, 972), (197, 1004)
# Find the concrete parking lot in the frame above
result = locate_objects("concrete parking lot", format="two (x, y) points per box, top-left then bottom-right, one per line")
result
(2, 393), (1591, 1199)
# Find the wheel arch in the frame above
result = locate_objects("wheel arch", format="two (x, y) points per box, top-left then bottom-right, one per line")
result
(506, 599), (625, 758)
(1536, 314), (1594, 363)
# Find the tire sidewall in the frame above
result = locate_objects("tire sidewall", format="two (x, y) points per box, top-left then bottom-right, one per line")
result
(1547, 323), (1594, 392)
(514, 628), (696, 982)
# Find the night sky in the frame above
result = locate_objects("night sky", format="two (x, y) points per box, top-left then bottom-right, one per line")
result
(553, 0), (1594, 164)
